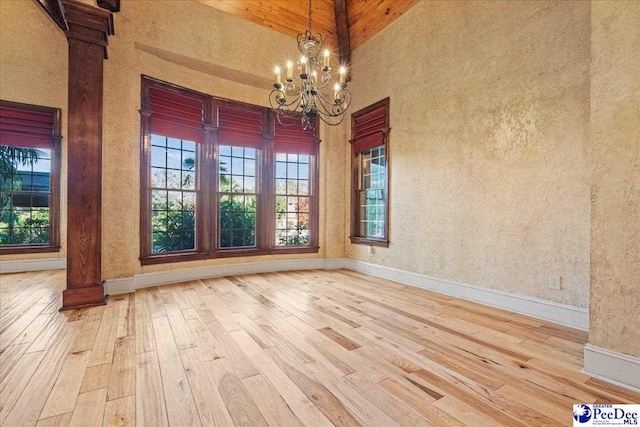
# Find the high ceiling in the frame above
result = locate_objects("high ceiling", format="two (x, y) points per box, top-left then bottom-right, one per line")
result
(197, 0), (418, 53)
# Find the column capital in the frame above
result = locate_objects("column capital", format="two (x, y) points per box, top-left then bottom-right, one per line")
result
(62, 0), (114, 58)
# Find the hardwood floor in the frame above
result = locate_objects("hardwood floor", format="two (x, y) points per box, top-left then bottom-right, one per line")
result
(0, 269), (638, 426)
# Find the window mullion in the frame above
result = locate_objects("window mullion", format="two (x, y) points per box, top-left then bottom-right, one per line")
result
(200, 125), (215, 255)
(207, 98), (219, 253)
(261, 110), (275, 250)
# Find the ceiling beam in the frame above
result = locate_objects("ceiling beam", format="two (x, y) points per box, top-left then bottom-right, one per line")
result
(333, 0), (351, 67)
(97, 0), (120, 13)
(33, 0), (68, 31)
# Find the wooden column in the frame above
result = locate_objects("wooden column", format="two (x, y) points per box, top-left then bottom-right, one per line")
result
(61, 1), (113, 310)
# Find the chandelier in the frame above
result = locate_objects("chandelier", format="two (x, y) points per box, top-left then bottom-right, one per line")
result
(269, 0), (352, 129)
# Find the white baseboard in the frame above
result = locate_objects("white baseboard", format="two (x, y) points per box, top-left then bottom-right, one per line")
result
(340, 258), (589, 331)
(323, 258), (349, 270)
(104, 256), (588, 331)
(583, 345), (640, 392)
(105, 258), (328, 294)
(0, 258), (66, 273)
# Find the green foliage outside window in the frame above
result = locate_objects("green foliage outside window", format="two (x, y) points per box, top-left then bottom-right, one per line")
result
(0, 146), (50, 246)
(150, 153), (257, 252)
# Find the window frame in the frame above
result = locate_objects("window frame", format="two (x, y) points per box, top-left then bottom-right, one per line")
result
(350, 97), (390, 247)
(139, 76), (319, 265)
(0, 100), (62, 255)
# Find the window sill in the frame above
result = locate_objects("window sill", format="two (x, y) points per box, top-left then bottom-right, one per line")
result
(349, 236), (389, 248)
(0, 245), (61, 255)
(140, 246), (320, 265)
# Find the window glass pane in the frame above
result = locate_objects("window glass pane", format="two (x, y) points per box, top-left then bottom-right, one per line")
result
(244, 177), (256, 193)
(219, 145), (231, 157)
(275, 162), (287, 179)
(244, 159), (256, 177)
(166, 169), (181, 189)
(151, 134), (167, 147)
(182, 171), (195, 190)
(151, 146), (166, 168)
(231, 146), (244, 157)
(151, 167), (166, 188)
(275, 152), (312, 246)
(287, 162), (298, 179)
(183, 141), (196, 152)
(218, 145), (258, 248)
(231, 157), (243, 176)
(167, 148), (183, 169)
(167, 137), (182, 149)
(356, 145), (387, 240)
(0, 146), (52, 246)
(149, 138), (197, 254)
(298, 179), (309, 196)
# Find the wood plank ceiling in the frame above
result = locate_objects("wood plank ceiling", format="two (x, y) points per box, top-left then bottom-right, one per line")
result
(197, 0), (418, 53)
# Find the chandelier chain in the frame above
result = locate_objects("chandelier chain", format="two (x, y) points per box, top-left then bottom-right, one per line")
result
(308, 0), (312, 32)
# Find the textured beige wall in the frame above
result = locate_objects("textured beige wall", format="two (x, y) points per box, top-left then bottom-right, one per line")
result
(0, 0), (68, 261)
(0, 0), (346, 274)
(589, 1), (640, 357)
(345, 0), (592, 307)
(101, 0), (346, 279)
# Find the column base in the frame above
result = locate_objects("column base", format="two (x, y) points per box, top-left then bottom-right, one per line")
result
(61, 285), (107, 311)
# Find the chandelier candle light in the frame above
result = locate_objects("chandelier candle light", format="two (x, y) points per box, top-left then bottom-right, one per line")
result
(269, 0), (352, 129)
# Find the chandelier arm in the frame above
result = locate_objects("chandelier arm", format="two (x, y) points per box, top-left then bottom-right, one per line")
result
(314, 88), (351, 117)
(317, 112), (346, 127)
(269, 90), (301, 110)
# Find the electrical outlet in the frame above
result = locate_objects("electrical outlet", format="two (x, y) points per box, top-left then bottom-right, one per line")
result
(368, 245), (375, 256)
(547, 275), (562, 290)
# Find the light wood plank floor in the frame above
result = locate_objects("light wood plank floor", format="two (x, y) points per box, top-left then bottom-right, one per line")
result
(0, 269), (638, 426)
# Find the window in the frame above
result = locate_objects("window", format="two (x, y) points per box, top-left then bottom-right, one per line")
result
(140, 76), (319, 264)
(0, 100), (61, 254)
(218, 145), (257, 248)
(275, 153), (311, 246)
(150, 135), (197, 253)
(350, 98), (390, 246)
(273, 116), (318, 248)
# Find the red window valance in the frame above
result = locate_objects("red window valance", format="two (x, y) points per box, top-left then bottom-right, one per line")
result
(351, 101), (388, 153)
(274, 116), (317, 155)
(217, 103), (264, 149)
(0, 105), (55, 149)
(149, 86), (204, 143)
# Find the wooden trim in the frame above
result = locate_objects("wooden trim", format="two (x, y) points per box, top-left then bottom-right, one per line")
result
(350, 98), (390, 245)
(200, 96), (214, 254)
(61, 286), (106, 310)
(349, 236), (389, 247)
(139, 77), (152, 261)
(97, 0), (120, 13)
(139, 246), (320, 265)
(268, 246), (320, 255)
(139, 77), (321, 264)
(33, 0), (68, 31)
(61, 1), (113, 310)
(263, 110), (276, 250)
(0, 245), (61, 255)
(140, 251), (209, 266)
(333, 0), (351, 68)
(62, 0), (114, 59)
(0, 100), (62, 255)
